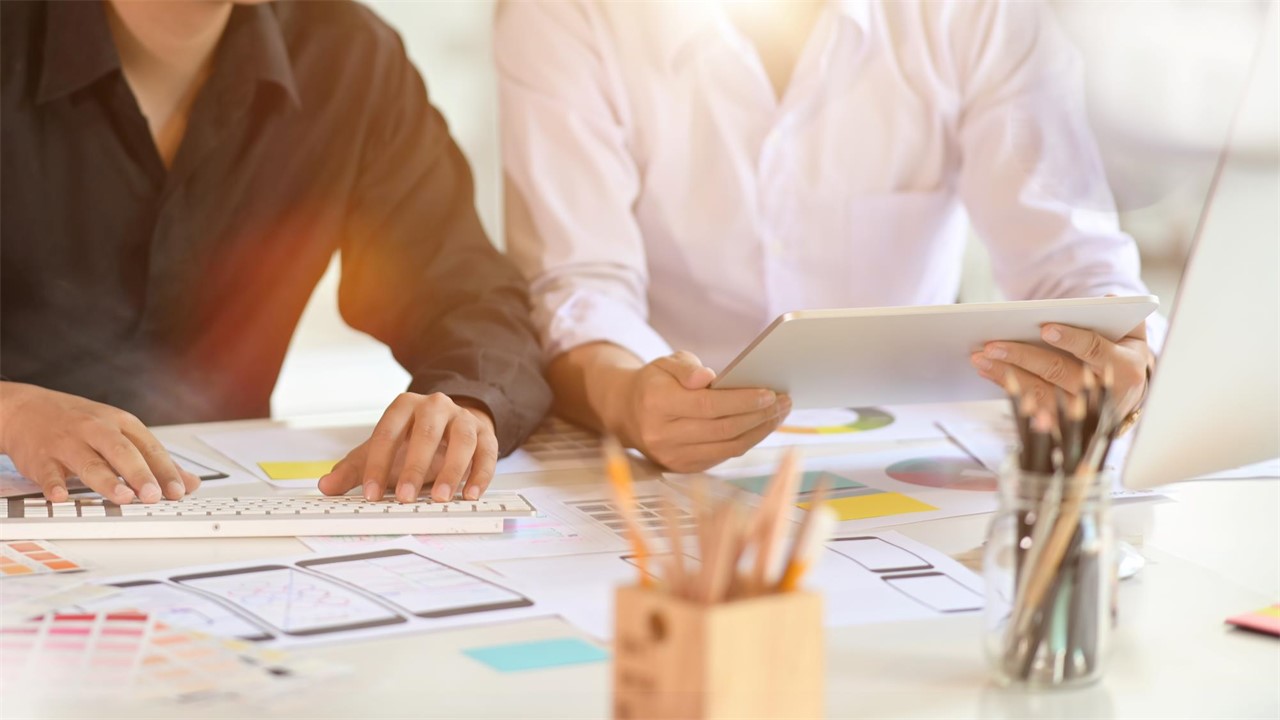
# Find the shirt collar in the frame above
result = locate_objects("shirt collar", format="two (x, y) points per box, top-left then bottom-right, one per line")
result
(221, 4), (301, 109)
(664, 0), (871, 70)
(37, 1), (119, 104)
(36, 2), (301, 109)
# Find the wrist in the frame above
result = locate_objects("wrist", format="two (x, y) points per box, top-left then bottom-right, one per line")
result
(0, 382), (36, 451)
(594, 365), (643, 444)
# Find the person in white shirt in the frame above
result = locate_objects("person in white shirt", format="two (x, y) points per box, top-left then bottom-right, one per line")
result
(497, 0), (1156, 472)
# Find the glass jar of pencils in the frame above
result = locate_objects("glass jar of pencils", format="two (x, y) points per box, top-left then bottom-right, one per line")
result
(982, 458), (1116, 688)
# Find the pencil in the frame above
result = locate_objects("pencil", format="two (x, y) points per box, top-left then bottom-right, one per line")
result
(603, 436), (652, 588)
(751, 448), (802, 592)
(778, 476), (835, 592)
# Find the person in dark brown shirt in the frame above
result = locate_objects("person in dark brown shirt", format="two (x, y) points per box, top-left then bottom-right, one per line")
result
(0, 1), (551, 505)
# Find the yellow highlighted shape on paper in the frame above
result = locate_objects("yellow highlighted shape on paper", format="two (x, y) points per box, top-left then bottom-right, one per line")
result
(798, 492), (937, 522)
(1258, 606), (1280, 619)
(258, 460), (339, 481)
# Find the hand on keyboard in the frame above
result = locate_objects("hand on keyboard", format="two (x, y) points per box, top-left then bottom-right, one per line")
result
(0, 383), (200, 505)
(317, 393), (498, 504)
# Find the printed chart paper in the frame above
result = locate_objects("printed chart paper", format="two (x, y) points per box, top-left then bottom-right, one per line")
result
(755, 402), (1004, 449)
(666, 444), (1003, 534)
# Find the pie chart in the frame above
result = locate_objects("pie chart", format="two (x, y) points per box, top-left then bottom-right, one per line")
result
(777, 407), (895, 435)
(885, 457), (998, 492)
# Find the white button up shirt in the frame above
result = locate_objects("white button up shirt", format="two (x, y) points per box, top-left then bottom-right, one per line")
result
(497, 0), (1156, 372)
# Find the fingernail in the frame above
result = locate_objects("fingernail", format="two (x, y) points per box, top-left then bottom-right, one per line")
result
(758, 391), (777, 408)
(397, 484), (416, 503)
(49, 487), (68, 503)
(434, 483), (453, 502)
(166, 481), (185, 499)
(1043, 326), (1062, 342)
(363, 481), (380, 501)
(464, 486), (480, 501)
(114, 486), (136, 504)
(139, 484), (161, 503)
(985, 346), (1007, 360)
(973, 355), (993, 370)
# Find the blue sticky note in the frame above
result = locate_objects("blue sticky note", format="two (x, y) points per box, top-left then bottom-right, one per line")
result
(462, 638), (609, 672)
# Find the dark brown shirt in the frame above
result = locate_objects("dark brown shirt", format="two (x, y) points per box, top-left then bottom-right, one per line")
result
(0, 1), (550, 453)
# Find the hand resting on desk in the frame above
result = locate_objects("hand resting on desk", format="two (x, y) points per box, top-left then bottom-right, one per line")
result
(0, 383), (201, 503)
(318, 392), (497, 503)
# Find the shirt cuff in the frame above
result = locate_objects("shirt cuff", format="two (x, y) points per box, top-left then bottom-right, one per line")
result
(404, 371), (546, 458)
(541, 289), (673, 365)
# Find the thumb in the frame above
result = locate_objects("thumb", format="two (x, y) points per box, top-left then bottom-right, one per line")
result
(652, 351), (716, 390)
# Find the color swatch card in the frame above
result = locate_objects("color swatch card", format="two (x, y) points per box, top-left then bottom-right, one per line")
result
(1226, 605), (1280, 637)
(0, 611), (347, 706)
(1, 540), (86, 577)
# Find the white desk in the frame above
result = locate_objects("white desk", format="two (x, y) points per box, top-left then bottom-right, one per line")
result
(5, 414), (1278, 719)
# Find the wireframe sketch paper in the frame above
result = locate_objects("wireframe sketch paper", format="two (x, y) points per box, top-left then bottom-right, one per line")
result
(474, 530), (984, 640)
(64, 539), (552, 648)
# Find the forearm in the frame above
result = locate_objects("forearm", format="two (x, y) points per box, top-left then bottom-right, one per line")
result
(546, 342), (642, 438)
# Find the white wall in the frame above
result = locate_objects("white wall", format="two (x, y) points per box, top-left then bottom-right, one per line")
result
(270, 0), (1271, 418)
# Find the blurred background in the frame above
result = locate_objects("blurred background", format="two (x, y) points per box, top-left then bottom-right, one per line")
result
(271, 0), (1277, 419)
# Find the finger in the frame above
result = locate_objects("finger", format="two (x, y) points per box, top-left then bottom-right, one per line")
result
(430, 416), (479, 503)
(665, 395), (793, 445)
(972, 358), (1062, 409)
(120, 422), (186, 500)
(461, 429), (499, 501)
(666, 386), (779, 420)
(180, 470), (202, 494)
(318, 442), (368, 496)
(86, 430), (161, 503)
(62, 445), (136, 504)
(1039, 325), (1122, 373)
(652, 351), (717, 390)
(395, 403), (450, 502)
(979, 342), (1085, 395)
(31, 461), (71, 503)
(362, 394), (418, 501)
(670, 411), (788, 472)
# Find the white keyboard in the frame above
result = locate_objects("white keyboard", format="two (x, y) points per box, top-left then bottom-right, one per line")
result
(0, 494), (536, 540)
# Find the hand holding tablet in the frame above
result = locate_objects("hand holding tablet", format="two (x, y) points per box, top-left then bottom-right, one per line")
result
(712, 296), (1159, 409)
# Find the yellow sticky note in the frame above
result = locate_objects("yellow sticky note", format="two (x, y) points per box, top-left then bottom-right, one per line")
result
(1258, 606), (1280, 619)
(798, 492), (937, 522)
(258, 461), (339, 480)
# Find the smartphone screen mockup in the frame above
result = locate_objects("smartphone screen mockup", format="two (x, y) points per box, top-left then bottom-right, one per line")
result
(171, 565), (406, 636)
(77, 580), (272, 641)
(297, 549), (532, 619)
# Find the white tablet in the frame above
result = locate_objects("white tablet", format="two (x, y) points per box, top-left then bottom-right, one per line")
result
(711, 296), (1159, 407)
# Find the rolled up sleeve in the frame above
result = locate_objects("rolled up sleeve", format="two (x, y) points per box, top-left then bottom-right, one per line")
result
(496, 0), (670, 365)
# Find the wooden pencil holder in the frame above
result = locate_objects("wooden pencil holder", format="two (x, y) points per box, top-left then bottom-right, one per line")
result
(612, 586), (825, 720)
